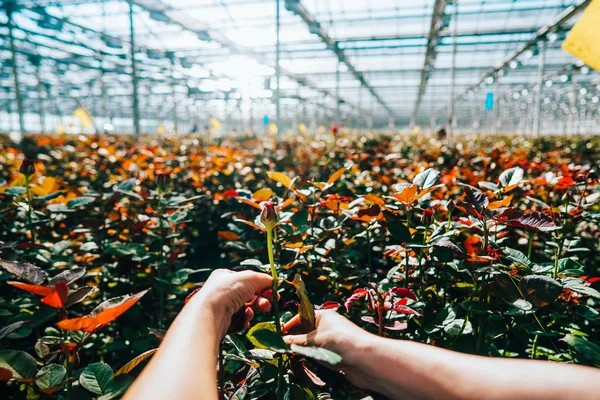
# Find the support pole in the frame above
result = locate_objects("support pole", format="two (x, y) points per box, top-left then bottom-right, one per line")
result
(336, 60), (340, 124)
(35, 62), (45, 133)
(170, 54), (178, 134)
(128, 0), (141, 138)
(447, 0), (458, 140)
(491, 74), (500, 134)
(7, 5), (25, 135)
(532, 41), (546, 137)
(569, 73), (578, 135)
(275, 0), (281, 138)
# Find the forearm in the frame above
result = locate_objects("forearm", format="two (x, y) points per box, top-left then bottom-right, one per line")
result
(349, 334), (600, 400)
(124, 296), (227, 400)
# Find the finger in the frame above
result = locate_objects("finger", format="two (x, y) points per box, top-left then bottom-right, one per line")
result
(238, 270), (274, 291)
(261, 289), (281, 302)
(244, 306), (254, 322)
(253, 296), (271, 313)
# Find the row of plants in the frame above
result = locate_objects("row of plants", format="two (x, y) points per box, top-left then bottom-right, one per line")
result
(0, 133), (598, 399)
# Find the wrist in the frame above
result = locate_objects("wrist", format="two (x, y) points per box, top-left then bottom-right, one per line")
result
(185, 291), (231, 338)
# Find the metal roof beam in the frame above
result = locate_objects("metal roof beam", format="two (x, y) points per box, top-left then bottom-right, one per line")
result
(131, 0), (365, 117)
(452, 0), (591, 105)
(284, 0), (396, 121)
(411, 0), (451, 125)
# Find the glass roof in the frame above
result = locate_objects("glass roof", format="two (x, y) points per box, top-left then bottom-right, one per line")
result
(0, 0), (598, 133)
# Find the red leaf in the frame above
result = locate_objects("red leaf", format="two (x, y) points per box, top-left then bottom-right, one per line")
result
(506, 212), (558, 232)
(41, 282), (69, 309)
(317, 301), (341, 310)
(344, 288), (367, 312)
(390, 287), (417, 301)
(393, 301), (421, 316)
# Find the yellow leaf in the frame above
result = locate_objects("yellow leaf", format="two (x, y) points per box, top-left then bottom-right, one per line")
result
(562, 0), (600, 72)
(288, 274), (316, 332)
(267, 171), (293, 189)
(327, 167), (346, 185)
(115, 348), (158, 376)
(247, 321), (278, 349)
(284, 241), (304, 249)
(253, 188), (273, 202)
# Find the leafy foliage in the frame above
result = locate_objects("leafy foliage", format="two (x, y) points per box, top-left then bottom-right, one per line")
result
(0, 133), (598, 399)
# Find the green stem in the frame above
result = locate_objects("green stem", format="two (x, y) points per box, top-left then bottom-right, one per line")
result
(553, 238), (563, 280)
(61, 327), (72, 400)
(266, 228), (283, 400)
(366, 223), (373, 272)
(531, 334), (538, 359)
(527, 231), (534, 260)
(25, 174), (35, 242)
(482, 218), (489, 253)
(158, 189), (166, 327)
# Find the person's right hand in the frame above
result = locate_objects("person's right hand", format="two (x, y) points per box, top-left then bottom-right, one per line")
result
(282, 310), (379, 391)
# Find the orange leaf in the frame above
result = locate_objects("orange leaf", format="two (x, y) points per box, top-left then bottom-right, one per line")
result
(95, 289), (149, 325)
(464, 236), (482, 255)
(364, 193), (385, 206)
(327, 167), (346, 185)
(237, 198), (261, 210)
(8, 281), (53, 297)
(58, 289), (149, 332)
(56, 316), (99, 332)
(391, 184), (418, 204)
(218, 231), (239, 241)
(488, 195), (513, 210)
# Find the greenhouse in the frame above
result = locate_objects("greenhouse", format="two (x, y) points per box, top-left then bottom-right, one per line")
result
(0, 1), (599, 400)
(0, 0), (598, 135)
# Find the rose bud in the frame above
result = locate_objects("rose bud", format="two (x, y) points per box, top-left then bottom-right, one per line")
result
(260, 201), (280, 231)
(421, 208), (434, 226)
(155, 172), (171, 187)
(20, 158), (35, 177)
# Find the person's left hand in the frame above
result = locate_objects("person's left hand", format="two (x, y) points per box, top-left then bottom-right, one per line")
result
(186, 269), (275, 338)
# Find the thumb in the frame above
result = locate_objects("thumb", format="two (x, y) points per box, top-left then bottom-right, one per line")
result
(283, 333), (310, 347)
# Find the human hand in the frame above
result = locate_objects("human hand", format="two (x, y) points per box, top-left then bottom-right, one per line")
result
(282, 310), (378, 391)
(186, 269), (275, 338)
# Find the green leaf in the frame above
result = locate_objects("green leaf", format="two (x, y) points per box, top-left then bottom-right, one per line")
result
(247, 328), (287, 352)
(98, 375), (134, 400)
(443, 319), (473, 336)
(67, 196), (96, 208)
(0, 350), (37, 380)
(105, 242), (146, 257)
(519, 275), (562, 307)
(502, 247), (534, 269)
(291, 208), (308, 228)
(499, 167), (524, 188)
(562, 277), (600, 299)
(289, 344), (342, 365)
(79, 363), (114, 395)
(35, 191), (63, 201)
(384, 211), (410, 243)
(5, 187), (26, 196)
(562, 335), (600, 365)
(35, 364), (66, 391)
(413, 168), (440, 189)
